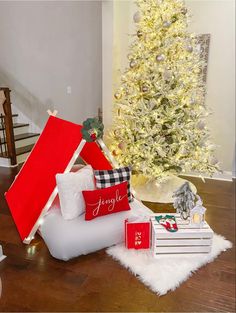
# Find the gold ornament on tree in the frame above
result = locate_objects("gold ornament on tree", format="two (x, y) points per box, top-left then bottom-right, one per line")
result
(114, 92), (122, 100)
(113, 129), (120, 136)
(171, 15), (178, 23)
(112, 149), (120, 157)
(137, 30), (143, 38)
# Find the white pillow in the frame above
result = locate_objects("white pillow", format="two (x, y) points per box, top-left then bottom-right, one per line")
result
(56, 165), (95, 220)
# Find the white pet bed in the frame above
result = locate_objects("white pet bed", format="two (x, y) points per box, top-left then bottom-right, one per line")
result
(40, 199), (152, 261)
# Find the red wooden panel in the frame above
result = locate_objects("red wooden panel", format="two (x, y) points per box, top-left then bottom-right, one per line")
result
(81, 141), (113, 170)
(5, 116), (112, 242)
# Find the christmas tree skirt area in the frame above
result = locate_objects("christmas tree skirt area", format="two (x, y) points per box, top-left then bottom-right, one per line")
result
(107, 233), (232, 296)
(131, 174), (197, 203)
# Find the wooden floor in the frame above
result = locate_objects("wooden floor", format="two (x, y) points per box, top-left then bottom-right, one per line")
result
(0, 166), (235, 312)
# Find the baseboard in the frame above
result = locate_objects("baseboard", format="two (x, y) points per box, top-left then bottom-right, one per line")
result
(0, 157), (19, 168)
(183, 171), (233, 182)
(0, 157), (234, 181)
(0, 157), (11, 167)
(0, 255), (6, 262)
(0, 245), (6, 262)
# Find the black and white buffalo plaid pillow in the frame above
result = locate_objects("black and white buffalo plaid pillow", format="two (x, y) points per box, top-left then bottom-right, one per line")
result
(94, 166), (133, 202)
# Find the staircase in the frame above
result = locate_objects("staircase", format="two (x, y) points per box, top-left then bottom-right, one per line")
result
(0, 88), (40, 167)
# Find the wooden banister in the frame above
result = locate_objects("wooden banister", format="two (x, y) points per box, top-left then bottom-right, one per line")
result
(0, 87), (17, 165)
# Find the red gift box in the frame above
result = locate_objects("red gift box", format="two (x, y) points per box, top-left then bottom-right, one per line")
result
(125, 218), (151, 249)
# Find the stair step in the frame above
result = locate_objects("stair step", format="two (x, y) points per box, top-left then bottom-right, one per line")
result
(0, 114), (19, 117)
(0, 113), (19, 125)
(0, 143), (35, 157)
(0, 143), (35, 159)
(16, 143), (35, 156)
(0, 122), (29, 131)
(0, 151), (8, 158)
(15, 132), (40, 141)
(0, 132), (40, 144)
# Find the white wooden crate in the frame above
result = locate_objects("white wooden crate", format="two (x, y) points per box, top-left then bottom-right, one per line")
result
(151, 214), (213, 257)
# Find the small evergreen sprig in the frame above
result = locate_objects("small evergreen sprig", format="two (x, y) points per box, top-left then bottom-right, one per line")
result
(81, 118), (104, 142)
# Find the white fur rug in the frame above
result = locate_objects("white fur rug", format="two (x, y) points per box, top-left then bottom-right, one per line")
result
(107, 233), (232, 296)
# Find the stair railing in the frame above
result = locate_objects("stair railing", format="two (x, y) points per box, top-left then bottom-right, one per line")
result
(0, 88), (17, 165)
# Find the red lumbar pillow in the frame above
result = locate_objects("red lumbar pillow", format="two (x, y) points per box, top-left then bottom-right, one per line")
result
(83, 181), (130, 221)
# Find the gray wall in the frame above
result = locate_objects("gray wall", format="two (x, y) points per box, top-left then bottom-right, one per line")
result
(0, 1), (102, 129)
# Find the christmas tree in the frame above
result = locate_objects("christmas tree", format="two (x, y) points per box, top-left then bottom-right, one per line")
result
(108, 0), (219, 182)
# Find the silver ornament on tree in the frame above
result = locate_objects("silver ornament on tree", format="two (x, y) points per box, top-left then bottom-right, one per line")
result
(130, 60), (138, 68)
(179, 146), (188, 156)
(118, 142), (126, 150)
(181, 7), (188, 15)
(156, 54), (165, 62)
(210, 156), (218, 165)
(190, 98), (196, 105)
(186, 45), (193, 53)
(163, 21), (172, 28)
(141, 85), (149, 93)
(197, 120), (205, 130)
(133, 11), (141, 23)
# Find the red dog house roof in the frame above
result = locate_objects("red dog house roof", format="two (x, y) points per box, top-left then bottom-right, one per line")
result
(5, 116), (112, 243)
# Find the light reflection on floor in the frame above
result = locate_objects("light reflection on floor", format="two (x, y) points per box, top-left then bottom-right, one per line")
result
(26, 241), (46, 269)
(27, 245), (36, 256)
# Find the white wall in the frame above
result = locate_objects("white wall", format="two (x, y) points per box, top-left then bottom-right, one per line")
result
(102, 1), (114, 131)
(186, 0), (235, 174)
(0, 1), (102, 129)
(103, 0), (137, 132)
(103, 0), (235, 175)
